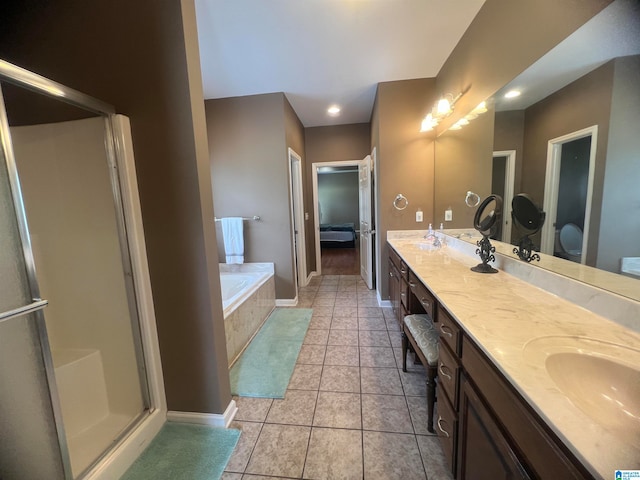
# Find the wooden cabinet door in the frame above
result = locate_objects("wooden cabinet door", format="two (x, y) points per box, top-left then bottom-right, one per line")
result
(457, 376), (532, 480)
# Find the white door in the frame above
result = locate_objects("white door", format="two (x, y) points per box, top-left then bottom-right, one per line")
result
(359, 155), (374, 289)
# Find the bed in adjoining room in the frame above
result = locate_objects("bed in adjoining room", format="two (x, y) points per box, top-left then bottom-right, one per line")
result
(320, 222), (357, 248)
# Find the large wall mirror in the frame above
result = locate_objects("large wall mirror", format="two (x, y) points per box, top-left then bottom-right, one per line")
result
(435, 0), (640, 301)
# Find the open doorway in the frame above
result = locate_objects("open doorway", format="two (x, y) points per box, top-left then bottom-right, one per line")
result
(314, 162), (360, 275)
(312, 157), (375, 287)
(541, 126), (597, 264)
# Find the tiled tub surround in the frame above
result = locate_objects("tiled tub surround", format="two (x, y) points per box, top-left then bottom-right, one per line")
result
(220, 263), (275, 367)
(387, 231), (640, 478)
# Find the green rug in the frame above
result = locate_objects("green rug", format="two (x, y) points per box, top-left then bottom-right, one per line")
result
(120, 422), (240, 480)
(230, 307), (313, 398)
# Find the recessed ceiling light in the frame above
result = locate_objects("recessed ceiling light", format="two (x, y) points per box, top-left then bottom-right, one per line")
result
(327, 105), (341, 116)
(505, 90), (521, 99)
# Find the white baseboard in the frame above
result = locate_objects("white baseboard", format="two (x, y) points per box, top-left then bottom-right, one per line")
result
(276, 298), (298, 307)
(167, 399), (237, 428)
(307, 271), (318, 282)
(377, 292), (392, 308)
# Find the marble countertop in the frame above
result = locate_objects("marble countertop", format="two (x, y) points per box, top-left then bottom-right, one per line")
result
(387, 232), (640, 479)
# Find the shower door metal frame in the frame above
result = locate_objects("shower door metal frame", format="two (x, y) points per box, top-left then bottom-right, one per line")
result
(0, 59), (153, 479)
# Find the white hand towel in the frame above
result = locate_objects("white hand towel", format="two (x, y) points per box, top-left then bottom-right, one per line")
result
(221, 217), (244, 264)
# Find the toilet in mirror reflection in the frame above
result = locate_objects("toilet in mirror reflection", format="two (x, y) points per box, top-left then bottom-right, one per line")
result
(556, 223), (583, 263)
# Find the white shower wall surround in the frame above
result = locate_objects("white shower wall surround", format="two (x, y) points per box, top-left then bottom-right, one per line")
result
(219, 263), (275, 367)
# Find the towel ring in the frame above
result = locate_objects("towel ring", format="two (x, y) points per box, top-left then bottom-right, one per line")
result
(393, 194), (409, 211)
(465, 191), (481, 208)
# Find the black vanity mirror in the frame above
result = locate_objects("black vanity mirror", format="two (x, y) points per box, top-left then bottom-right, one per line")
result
(471, 194), (502, 274)
(511, 193), (546, 263)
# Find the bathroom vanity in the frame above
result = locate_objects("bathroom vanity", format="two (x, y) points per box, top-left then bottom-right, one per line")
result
(387, 232), (640, 480)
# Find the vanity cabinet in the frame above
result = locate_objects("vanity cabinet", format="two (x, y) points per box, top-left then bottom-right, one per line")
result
(386, 244), (596, 480)
(457, 374), (531, 480)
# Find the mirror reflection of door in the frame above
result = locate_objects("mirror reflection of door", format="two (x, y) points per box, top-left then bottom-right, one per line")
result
(491, 150), (515, 243)
(542, 126), (597, 265)
(554, 136), (591, 263)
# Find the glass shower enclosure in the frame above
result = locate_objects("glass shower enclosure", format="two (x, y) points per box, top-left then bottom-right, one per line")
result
(0, 61), (160, 479)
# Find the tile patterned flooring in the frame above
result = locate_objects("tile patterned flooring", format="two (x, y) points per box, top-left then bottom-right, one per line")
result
(222, 275), (453, 480)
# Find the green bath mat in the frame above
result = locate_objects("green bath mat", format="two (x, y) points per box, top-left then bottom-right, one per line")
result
(230, 307), (313, 398)
(120, 422), (240, 480)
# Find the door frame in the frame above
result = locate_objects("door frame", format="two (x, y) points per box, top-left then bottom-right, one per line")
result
(492, 150), (516, 243)
(288, 148), (307, 289)
(541, 125), (598, 264)
(312, 160), (361, 276)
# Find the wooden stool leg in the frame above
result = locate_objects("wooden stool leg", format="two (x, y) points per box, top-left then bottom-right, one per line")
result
(401, 331), (408, 372)
(426, 365), (437, 433)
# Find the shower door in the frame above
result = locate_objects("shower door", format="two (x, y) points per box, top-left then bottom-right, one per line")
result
(0, 61), (154, 479)
(0, 91), (69, 478)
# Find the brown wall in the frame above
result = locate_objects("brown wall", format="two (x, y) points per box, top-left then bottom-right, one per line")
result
(494, 110), (525, 195)
(0, 0), (231, 414)
(373, 78), (437, 298)
(434, 109), (495, 229)
(435, 0), (614, 133)
(599, 55), (640, 271)
(521, 62), (614, 265)
(206, 93), (299, 299)
(304, 123), (371, 272)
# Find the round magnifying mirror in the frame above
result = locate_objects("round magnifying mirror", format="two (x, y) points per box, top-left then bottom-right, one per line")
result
(511, 193), (545, 235)
(473, 194), (503, 236)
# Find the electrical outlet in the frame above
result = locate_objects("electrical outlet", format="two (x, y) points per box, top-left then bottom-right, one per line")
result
(416, 210), (423, 222)
(445, 209), (453, 221)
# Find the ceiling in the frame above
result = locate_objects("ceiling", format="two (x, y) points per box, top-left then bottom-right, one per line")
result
(494, 0), (640, 111)
(194, 0), (485, 127)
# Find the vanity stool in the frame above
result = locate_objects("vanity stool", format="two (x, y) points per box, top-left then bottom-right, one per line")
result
(402, 313), (439, 433)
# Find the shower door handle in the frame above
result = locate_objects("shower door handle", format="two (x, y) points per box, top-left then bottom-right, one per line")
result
(0, 299), (49, 324)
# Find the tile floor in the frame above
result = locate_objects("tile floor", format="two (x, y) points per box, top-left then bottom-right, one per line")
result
(222, 275), (453, 480)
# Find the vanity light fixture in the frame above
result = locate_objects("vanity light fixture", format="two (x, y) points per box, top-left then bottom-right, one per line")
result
(420, 92), (464, 132)
(448, 101), (491, 132)
(327, 105), (341, 116)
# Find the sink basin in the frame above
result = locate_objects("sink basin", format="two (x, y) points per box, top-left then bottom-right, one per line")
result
(524, 336), (640, 448)
(415, 241), (439, 251)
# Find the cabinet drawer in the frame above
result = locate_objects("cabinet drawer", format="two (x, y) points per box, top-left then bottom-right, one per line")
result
(388, 246), (408, 280)
(437, 307), (461, 356)
(438, 340), (460, 410)
(408, 271), (435, 319)
(436, 389), (457, 476)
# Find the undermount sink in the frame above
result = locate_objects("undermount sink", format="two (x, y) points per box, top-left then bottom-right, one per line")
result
(524, 336), (640, 448)
(415, 241), (439, 250)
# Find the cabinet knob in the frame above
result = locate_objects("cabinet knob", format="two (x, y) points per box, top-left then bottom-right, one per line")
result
(409, 281), (416, 288)
(421, 298), (430, 309)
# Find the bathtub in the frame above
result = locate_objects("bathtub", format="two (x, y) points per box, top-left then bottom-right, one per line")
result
(220, 263), (275, 366)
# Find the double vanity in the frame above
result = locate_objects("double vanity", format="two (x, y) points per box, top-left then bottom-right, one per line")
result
(387, 231), (640, 479)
